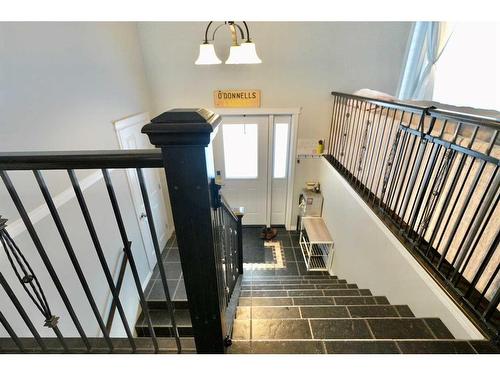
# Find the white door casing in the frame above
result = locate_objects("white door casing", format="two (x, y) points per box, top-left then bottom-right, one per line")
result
(113, 113), (171, 270)
(212, 112), (297, 227)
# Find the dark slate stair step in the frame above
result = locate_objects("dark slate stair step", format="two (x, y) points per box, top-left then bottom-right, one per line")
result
(135, 309), (192, 338)
(243, 276), (338, 281)
(239, 289), (370, 298)
(236, 306), (302, 320)
(236, 305), (414, 320)
(147, 299), (189, 310)
(395, 340), (475, 354)
(366, 318), (454, 340)
(238, 296), (390, 307)
(245, 275), (337, 280)
(348, 305), (415, 318)
(242, 276), (338, 284)
(229, 339), (496, 354)
(311, 317), (450, 340)
(242, 279), (347, 286)
(241, 283), (357, 291)
(233, 319), (313, 340)
(228, 340), (325, 354)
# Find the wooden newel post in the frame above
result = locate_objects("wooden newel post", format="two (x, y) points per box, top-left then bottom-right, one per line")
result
(142, 108), (226, 353)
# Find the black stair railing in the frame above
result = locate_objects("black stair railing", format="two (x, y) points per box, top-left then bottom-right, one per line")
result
(0, 109), (243, 353)
(326, 91), (500, 343)
(142, 108), (243, 353)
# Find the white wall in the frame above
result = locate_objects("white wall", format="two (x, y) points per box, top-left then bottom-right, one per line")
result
(137, 21), (413, 224)
(0, 23), (156, 337)
(317, 157), (483, 339)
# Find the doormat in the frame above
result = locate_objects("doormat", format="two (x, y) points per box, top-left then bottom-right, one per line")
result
(243, 241), (285, 270)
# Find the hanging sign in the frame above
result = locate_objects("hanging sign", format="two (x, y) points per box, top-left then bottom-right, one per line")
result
(214, 89), (261, 108)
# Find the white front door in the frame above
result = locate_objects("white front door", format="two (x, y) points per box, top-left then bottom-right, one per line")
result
(213, 114), (292, 226)
(114, 113), (171, 270)
(213, 116), (269, 225)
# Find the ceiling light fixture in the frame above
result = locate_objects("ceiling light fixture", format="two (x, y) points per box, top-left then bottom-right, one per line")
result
(195, 21), (262, 65)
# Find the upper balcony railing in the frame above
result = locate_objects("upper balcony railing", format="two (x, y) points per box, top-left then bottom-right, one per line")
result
(326, 91), (499, 343)
(0, 109), (243, 353)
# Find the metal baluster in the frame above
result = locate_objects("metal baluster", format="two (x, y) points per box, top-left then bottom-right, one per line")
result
(101, 169), (158, 352)
(374, 110), (404, 204)
(427, 126), (478, 260)
(368, 107), (391, 197)
(67, 169), (136, 352)
(333, 96), (346, 160)
(0, 170), (87, 351)
(379, 127), (402, 209)
(136, 168), (181, 353)
(346, 100), (365, 176)
(483, 285), (500, 321)
(463, 212), (499, 299)
(337, 97), (350, 167)
(362, 105), (386, 195)
(349, 101), (369, 178)
(405, 139), (442, 235)
(450, 167), (500, 283)
(342, 100), (357, 170)
(330, 96), (342, 159)
(394, 134), (420, 222)
(385, 127), (410, 212)
(33, 170), (114, 352)
(396, 112), (430, 221)
(357, 105), (378, 186)
(474, 262), (499, 309)
(0, 307), (24, 352)
(437, 131), (498, 272)
(404, 119), (439, 236)
(0, 271), (47, 352)
(0, 231), (68, 352)
(327, 97), (337, 156)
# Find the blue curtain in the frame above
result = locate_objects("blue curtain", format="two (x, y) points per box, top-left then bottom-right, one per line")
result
(398, 22), (453, 100)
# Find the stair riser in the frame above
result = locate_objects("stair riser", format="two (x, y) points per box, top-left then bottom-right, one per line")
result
(229, 340), (490, 354)
(242, 280), (346, 285)
(240, 289), (372, 298)
(239, 296), (390, 307)
(147, 300), (188, 310)
(242, 278), (338, 284)
(241, 284), (357, 291)
(244, 276), (337, 280)
(235, 305), (415, 320)
(136, 326), (193, 338)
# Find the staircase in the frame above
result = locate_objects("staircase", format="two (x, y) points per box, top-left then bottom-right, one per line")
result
(229, 274), (499, 354)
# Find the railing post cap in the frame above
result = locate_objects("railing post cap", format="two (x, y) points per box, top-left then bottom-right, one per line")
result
(142, 108), (221, 147)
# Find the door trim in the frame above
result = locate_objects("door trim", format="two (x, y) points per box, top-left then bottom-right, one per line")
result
(112, 112), (160, 270)
(211, 107), (301, 230)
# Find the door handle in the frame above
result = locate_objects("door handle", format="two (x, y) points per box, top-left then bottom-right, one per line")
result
(140, 213), (147, 219)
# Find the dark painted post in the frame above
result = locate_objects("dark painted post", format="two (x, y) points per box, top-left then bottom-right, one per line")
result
(234, 208), (244, 275)
(142, 109), (226, 354)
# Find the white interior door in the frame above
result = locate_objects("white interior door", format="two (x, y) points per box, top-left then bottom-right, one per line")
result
(213, 116), (269, 225)
(114, 113), (171, 270)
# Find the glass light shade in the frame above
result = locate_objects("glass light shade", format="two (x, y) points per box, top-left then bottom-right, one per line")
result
(239, 42), (262, 64)
(225, 45), (244, 64)
(225, 42), (262, 64)
(195, 43), (222, 65)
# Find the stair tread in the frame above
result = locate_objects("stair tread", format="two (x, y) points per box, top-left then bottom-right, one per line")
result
(240, 289), (372, 297)
(229, 340), (495, 354)
(136, 309), (191, 327)
(233, 317), (453, 340)
(236, 305), (415, 319)
(238, 296), (390, 306)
